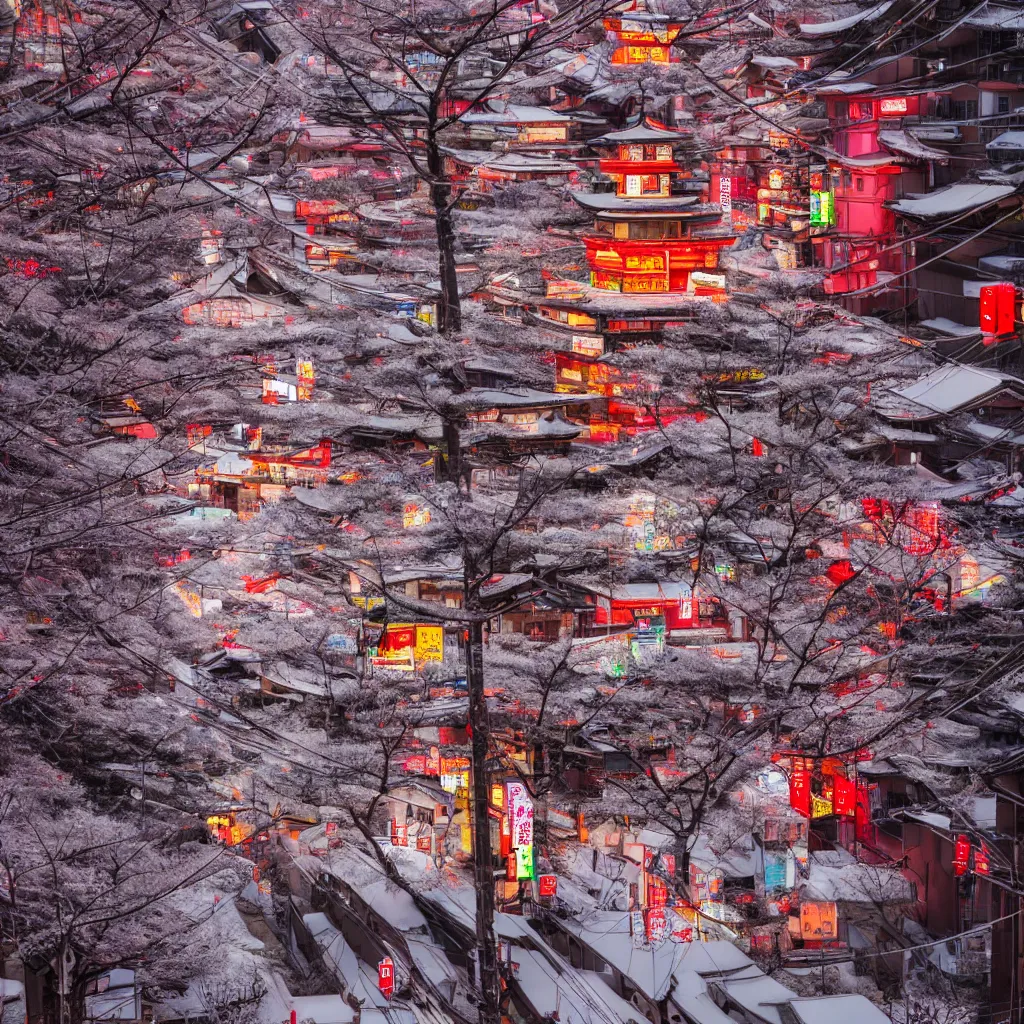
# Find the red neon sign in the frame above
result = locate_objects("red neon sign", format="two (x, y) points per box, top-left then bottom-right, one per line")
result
(974, 842), (990, 876)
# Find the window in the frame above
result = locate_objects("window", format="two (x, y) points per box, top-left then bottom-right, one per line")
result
(641, 174), (661, 194)
(627, 220), (683, 240)
(979, 29), (1015, 56)
(999, 95), (1011, 114)
(856, 176), (864, 192)
(951, 99), (979, 121)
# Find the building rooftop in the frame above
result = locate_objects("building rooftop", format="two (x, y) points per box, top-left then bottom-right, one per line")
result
(890, 182), (1017, 218)
(798, 1), (893, 37)
(571, 192), (704, 214)
(589, 120), (691, 146)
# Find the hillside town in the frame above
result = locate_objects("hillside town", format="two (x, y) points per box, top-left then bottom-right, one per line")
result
(5, 1), (1024, 1024)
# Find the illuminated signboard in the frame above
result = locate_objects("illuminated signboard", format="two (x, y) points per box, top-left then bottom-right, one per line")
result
(809, 191), (835, 226)
(506, 781), (534, 848)
(571, 334), (604, 357)
(718, 175), (732, 222)
(879, 97), (908, 115)
(625, 254), (665, 272)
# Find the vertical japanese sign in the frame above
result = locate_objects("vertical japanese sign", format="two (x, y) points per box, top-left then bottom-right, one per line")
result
(789, 759), (811, 817)
(506, 781), (534, 849)
(719, 175), (732, 226)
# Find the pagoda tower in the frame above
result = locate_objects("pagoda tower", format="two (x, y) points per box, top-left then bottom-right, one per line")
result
(604, 4), (683, 65)
(572, 119), (735, 295)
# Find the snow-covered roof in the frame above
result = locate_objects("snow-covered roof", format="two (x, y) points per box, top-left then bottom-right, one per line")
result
(405, 938), (458, 999)
(906, 810), (952, 831)
(547, 286), (720, 315)
(608, 581), (693, 602)
(830, 149), (903, 168)
(987, 130), (1024, 151)
(317, 855), (429, 933)
(979, 253), (1024, 273)
(670, 972), (735, 1024)
(570, 192), (707, 215)
(714, 974), (796, 1024)
(689, 831), (758, 878)
(878, 130), (949, 164)
(0, 980), (24, 1004)
(590, 121), (689, 145)
(963, 1), (1024, 30)
(478, 152), (579, 173)
(917, 317), (980, 338)
(812, 81), (876, 95)
(556, 911), (753, 1002)
(965, 419), (1024, 445)
(786, 995), (892, 1024)
(262, 661), (328, 697)
(288, 995), (356, 1024)
(798, 1), (894, 36)
(461, 103), (571, 124)
(914, 123), (960, 142)
(889, 363), (1024, 419)
(213, 452), (255, 476)
(304, 913), (417, 1023)
(511, 946), (646, 1024)
(803, 850), (914, 904)
(457, 387), (594, 410)
(890, 182), (1017, 218)
(750, 55), (799, 70)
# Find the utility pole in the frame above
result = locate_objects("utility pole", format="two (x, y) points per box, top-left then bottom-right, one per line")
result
(466, 616), (500, 1024)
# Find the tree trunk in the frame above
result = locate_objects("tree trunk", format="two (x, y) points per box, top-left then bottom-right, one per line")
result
(466, 617), (500, 1024)
(441, 416), (462, 488)
(426, 133), (461, 336)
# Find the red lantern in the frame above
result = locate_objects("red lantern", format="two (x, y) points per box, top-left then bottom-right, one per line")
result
(539, 875), (557, 897)
(378, 957), (394, 1000)
(953, 834), (971, 876)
